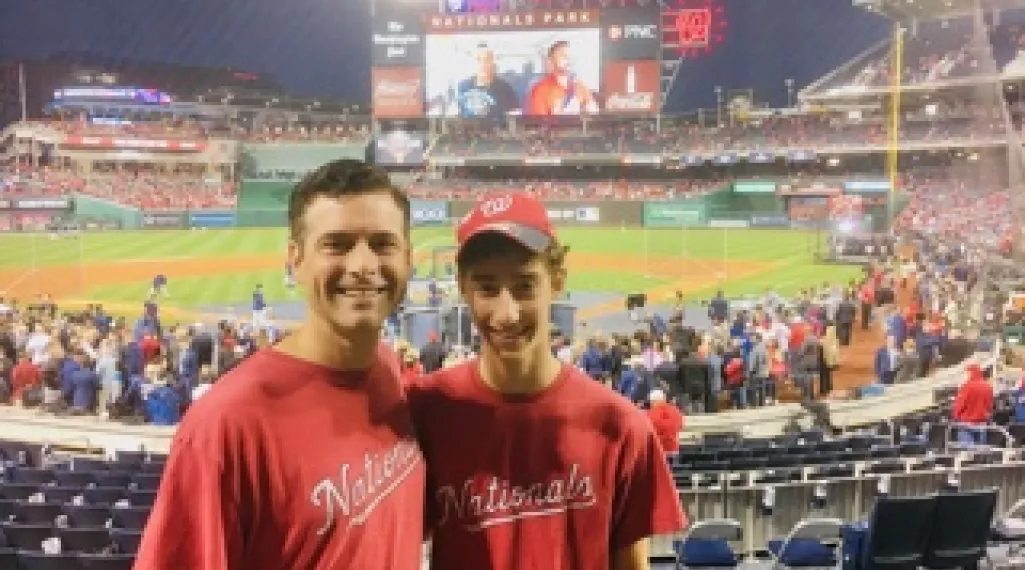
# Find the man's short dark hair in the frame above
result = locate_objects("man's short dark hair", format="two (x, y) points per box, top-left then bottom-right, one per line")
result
(288, 159), (410, 242)
(548, 40), (569, 57)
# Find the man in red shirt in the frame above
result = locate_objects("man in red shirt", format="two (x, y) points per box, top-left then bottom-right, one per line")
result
(409, 193), (686, 570)
(646, 389), (684, 460)
(952, 364), (994, 445)
(525, 40), (599, 116)
(134, 160), (426, 570)
(10, 351), (41, 404)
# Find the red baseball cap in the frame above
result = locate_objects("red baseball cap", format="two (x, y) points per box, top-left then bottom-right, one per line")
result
(456, 192), (556, 254)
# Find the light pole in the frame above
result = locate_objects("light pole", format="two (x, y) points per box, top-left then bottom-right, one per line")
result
(714, 86), (723, 126)
(785, 78), (795, 108)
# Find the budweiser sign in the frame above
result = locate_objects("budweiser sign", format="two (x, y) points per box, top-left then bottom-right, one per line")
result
(372, 67), (425, 118)
(427, 10), (598, 31)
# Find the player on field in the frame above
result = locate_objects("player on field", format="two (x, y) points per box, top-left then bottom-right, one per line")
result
(150, 274), (169, 297)
(134, 159), (425, 570)
(408, 192), (686, 570)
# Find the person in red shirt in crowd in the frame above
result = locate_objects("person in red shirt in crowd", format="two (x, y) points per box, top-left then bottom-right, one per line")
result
(10, 351), (41, 404)
(952, 364), (994, 446)
(139, 330), (162, 363)
(408, 193), (686, 570)
(858, 280), (875, 330)
(646, 389), (684, 460)
(134, 160), (425, 570)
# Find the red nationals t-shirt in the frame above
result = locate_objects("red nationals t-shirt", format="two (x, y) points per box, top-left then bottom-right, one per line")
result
(134, 345), (426, 570)
(408, 361), (686, 570)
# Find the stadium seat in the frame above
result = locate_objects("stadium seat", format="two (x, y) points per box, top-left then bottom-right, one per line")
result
(0, 549), (15, 570)
(66, 458), (109, 473)
(923, 490), (998, 569)
(110, 507), (149, 531)
(93, 472), (131, 489)
(55, 471), (97, 488)
(16, 552), (80, 570)
(113, 451), (146, 469)
(41, 487), (87, 504)
(127, 490), (156, 507)
(62, 505), (111, 529)
(15, 503), (64, 525)
(767, 518), (843, 569)
(858, 496), (937, 570)
(83, 488), (125, 506)
(0, 523), (54, 551)
(57, 527), (113, 554)
(10, 469), (56, 486)
(0, 501), (14, 523)
(131, 474), (161, 491)
(110, 529), (141, 555)
(79, 553), (134, 570)
(0, 484), (40, 501)
(675, 519), (743, 569)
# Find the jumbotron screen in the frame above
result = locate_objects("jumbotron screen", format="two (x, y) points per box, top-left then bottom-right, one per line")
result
(371, 7), (660, 119)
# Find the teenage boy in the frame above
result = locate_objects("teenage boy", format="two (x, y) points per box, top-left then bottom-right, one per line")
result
(409, 193), (686, 570)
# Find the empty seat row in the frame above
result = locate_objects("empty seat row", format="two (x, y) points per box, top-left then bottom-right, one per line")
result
(5, 469), (163, 488)
(0, 524), (141, 554)
(0, 501), (150, 530)
(0, 485), (156, 508)
(0, 549), (133, 570)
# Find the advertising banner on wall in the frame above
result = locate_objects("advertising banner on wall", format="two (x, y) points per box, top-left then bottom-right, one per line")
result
(843, 180), (891, 193)
(450, 200), (641, 225)
(0, 197), (72, 211)
(643, 202), (707, 227)
(750, 214), (791, 227)
(602, 60), (660, 114)
(372, 7), (426, 67)
(602, 8), (660, 61)
(189, 211), (236, 228)
(411, 200), (449, 226)
(733, 181), (777, 194)
(372, 67), (425, 118)
(141, 211), (185, 229)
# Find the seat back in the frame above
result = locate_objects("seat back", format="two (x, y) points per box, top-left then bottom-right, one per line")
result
(109, 530), (141, 555)
(924, 489), (998, 569)
(63, 505), (112, 529)
(15, 552), (79, 570)
(0, 524), (55, 551)
(0, 548), (16, 570)
(863, 495), (937, 570)
(57, 527), (113, 554)
(677, 519), (743, 569)
(79, 552), (135, 570)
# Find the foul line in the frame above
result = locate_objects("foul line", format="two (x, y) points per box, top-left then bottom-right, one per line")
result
(0, 269), (39, 296)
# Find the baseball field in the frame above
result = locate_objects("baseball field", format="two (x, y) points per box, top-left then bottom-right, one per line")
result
(0, 227), (863, 321)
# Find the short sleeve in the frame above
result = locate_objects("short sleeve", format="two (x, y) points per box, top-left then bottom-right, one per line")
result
(133, 437), (245, 570)
(609, 423), (688, 551)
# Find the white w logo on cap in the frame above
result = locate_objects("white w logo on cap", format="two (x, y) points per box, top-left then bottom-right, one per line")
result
(480, 196), (513, 218)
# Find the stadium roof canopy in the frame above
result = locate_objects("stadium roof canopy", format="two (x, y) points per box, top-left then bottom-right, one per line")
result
(855, 0), (1025, 20)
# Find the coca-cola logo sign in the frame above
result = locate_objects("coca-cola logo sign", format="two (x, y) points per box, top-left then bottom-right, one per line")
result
(606, 92), (655, 112)
(372, 67), (425, 118)
(602, 60), (659, 113)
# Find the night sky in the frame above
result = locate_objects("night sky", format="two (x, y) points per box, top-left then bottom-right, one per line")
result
(0, 0), (888, 111)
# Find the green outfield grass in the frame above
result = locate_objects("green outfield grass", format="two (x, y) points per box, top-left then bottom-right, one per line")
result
(0, 227), (864, 313)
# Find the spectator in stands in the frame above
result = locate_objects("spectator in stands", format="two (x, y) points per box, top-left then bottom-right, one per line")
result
(952, 364), (994, 445)
(647, 388), (684, 459)
(135, 159), (425, 570)
(874, 334), (900, 385)
(10, 351), (41, 404)
(407, 192), (686, 570)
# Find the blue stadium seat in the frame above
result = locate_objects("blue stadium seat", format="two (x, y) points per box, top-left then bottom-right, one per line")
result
(140, 461), (165, 474)
(62, 505), (111, 529)
(767, 517), (843, 569)
(83, 488), (125, 506)
(676, 519), (743, 569)
(41, 487), (87, 504)
(66, 459), (109, 473)
(92, 472), (131, 489)
(110, 529), (141, 555)
(16, 552), (80, 570)
(54, 471), (97, 488)
(127, 490), (156, 508)
(0, 484), (39, 501)
(0, 548), (15, 570)
(14, 503), (64, 526)
(110, 507), (149, 531)
(131, 474), (161, 491)
(0, 501), (14, 523)
(10, 469), (56, 486)
(79, 553), (134, 570)
(0, 523), (54, 551)
(113, 452), (146, 469)
(57, 527), (113, 554)
(857, 496), (936, 570)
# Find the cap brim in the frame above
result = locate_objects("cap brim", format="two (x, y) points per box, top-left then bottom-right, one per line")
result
(460, 222), (552, 254)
